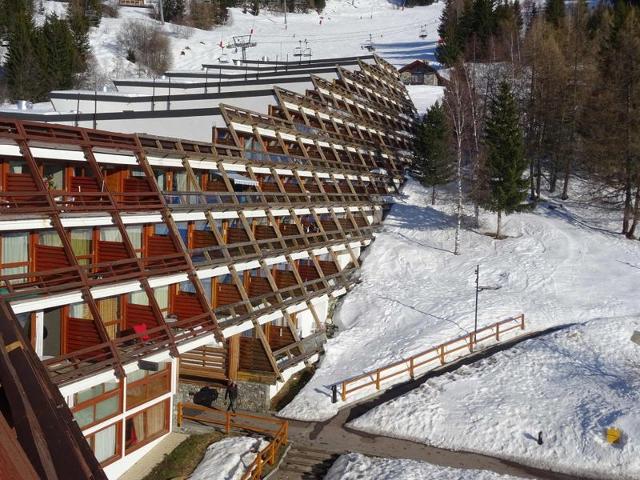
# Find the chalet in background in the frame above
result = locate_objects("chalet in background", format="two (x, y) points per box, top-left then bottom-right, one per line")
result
(398, 59), (439, 86)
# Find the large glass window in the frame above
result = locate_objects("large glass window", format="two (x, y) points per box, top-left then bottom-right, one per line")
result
(126, 364), (170, 409)
(72, 380), (121, 429)
(125, 400), (168, 453)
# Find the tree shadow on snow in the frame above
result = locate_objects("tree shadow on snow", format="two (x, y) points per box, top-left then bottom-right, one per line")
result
(538, 202), (622, 238)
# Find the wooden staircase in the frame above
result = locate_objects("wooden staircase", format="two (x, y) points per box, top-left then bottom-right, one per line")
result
(274, 445), (339, 480)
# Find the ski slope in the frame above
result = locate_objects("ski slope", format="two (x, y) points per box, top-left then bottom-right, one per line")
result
(326, 452), (523, 480)
(86, 0), (443, 81)
(348, 316), (640, 479)
(279, 178), (640, 422)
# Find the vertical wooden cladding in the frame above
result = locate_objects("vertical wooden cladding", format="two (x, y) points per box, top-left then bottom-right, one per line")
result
(173, 293), (205, 326)
(66, 317), (103, 354)
(125, 304), (158, 331)
(147, 235), (179, 257)
(239, 336), (274, 373)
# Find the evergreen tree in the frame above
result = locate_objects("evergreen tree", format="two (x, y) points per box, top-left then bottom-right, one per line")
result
(5, 12), (42, 100)
(482, 81), (528, 237)
(544, 0), (564, 27)
(41, 15), (77, 92)
(250, 0), (260, 15)
(414, 102), (453, 204)
(436, 0), (464, 65)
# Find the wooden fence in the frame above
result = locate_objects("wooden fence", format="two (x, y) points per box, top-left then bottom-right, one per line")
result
(335, 314), (525, 402)
(176, 402), (288, 479)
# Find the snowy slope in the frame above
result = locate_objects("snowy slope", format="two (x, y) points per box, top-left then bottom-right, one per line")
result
(278, 179), (640, 422)
(348, 316), (640, 480)
(85, 0), (443, 81)
(188, 436), (267, 480)
(326, 453), (523, 480)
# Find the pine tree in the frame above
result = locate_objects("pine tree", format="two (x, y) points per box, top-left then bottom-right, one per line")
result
(436, 0), (464, 65)
(544, 0), (564, 27)
(414, 102), (453, 204)
(482, 81), (528, 237)
(5, 12), (42, 101)
(250, 0), (260, 16)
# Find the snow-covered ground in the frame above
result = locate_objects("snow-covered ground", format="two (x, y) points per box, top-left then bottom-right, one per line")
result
(348, 316), (640, 479)
(405, 84), (444, 115)
(279, 178), (640, 422)
(326, 453), (523, 480)
(188, 436), (267, 480)
(84, 0), (443, 82)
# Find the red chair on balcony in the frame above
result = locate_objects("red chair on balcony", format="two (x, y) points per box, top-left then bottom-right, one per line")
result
(132, 323), (150, 342)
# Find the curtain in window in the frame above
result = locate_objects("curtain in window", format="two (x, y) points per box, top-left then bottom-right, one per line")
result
(132, 413), (145, 444)
(93, 424), (117, 463)
(174, 171), (187, 192)
(1, 232), (28, 276)
(129, 290), (149, 305)
(69, 302), (92, 319)
(126, 226), (142, 253)
(71, 229), (92, 264)
(97, 297), (119, 339)
(100, 228), (122, 242)
(154, 286), (169, 310)
(38, 230), (63, 247)
(146, 401), (165, 437)
(155, 170), (166, 190)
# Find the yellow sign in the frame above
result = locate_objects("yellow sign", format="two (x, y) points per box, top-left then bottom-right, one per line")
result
(606, 427), (621, 445)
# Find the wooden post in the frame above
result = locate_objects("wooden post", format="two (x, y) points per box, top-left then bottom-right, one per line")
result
(226, 412), (231, 434)
(177, 402), (183, 427)
(375, 369), (381, 390)
(409, 357), (414, 379)
(496, 323), (500, 342)
(341, 382), (346, 401)
(520, 314), (525, 330)
(439, 346), (445, 365)
(469, 333), (474, 353)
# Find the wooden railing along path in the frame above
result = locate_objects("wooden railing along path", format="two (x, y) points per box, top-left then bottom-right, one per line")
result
(334, 314), (525, 402)
(177, 402), (288, 480)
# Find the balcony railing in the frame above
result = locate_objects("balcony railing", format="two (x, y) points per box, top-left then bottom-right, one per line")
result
(164, 190), (375, 209)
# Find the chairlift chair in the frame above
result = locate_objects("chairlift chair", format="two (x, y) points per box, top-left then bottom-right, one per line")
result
(303, 47), (312, 57)
(419, 24), (428, 39)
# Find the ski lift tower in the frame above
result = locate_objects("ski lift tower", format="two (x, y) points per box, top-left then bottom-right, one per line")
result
(227, 33), (257, 62)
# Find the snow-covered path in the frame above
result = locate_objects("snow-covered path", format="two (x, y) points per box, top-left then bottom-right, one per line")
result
(280, 180), (640, 422)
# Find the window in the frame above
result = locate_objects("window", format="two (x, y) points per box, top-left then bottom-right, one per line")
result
(125, 400), (169, 453)
(43, 164), (65, 191)
(126, 364), (170, 409)
(73, 380), (121, 429)
(70, 228), (93, 265)
(125, 226), (142, 257)
(97, 297), (120, 339)
(0, 232), (29, 279)
(86, 423), (120, 466)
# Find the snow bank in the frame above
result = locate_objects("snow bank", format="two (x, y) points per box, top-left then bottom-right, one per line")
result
(349, 317), (640, 479)
(279, 179), (640, 422)
(188, 436), (267, 480)
(326, 452), (522, 480)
